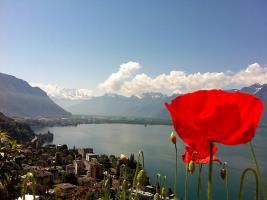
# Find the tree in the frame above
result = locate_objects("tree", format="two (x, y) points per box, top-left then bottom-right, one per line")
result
(98, 155), (111, 171)
(0, 130), (22, 199)
(61, 173), (77, 185)
(85, 191), (96, 200)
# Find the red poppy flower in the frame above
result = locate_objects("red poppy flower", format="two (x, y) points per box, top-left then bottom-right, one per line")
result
(165, 90), (264, 163)
(182, 142), (220, 164)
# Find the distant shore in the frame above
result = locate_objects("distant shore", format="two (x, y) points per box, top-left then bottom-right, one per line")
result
(14, 115), (173, 128)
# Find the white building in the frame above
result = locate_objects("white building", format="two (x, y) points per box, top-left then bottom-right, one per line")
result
(85, 153), (98, 161)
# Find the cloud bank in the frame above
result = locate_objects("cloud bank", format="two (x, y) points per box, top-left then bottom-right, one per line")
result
(98, 62), (267, 96)
(98, 61), (141, 93)
(32, 62), (267, 99)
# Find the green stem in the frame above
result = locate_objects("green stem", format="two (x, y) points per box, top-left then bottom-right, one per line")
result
(197, 164), (203, 200)
(131, 151), (144, 200)
(156, 173), (161, 194)
(238, 168), (259, 200)
(134, 184), (139, 200)
(184, 164), (188, 200)
(225, 164), (229, 200)
(208, 141), (213, 200)
(249, 142), (267, 199)
(163, 176), (167, 200)
(32, 179), (36, 200)
(174, 143), (178, 195)
(22, 179), (27, 200)
(139, 150), (145, 169)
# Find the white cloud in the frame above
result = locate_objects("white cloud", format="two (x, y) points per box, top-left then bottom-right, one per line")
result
(30, 62), (267, 99)
(232, 63), (267, 86)
(30, 83), (93, 100)
(98, 61), (141, 93)
(98, 62), (267, 96)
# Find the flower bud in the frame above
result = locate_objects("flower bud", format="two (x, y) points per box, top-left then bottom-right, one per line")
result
(120, 154), (126, 161)
(188, 160), (195, 174)
(170, 131), (177, 144)
(220, 162), (227, 180)
(137, 169), (146, 186)
(153, 193), (160, 200)
(26, 172), (34, 178)
(220, 168), (226, 180)
(161, 187), (166, 197)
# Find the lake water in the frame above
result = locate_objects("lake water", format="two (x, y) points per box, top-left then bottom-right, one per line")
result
(34, 124), (267, 200)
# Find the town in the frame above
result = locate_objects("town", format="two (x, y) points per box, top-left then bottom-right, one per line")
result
(12, 133), (173, 200)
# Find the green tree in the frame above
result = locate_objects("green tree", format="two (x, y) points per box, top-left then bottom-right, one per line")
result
(85, 191), (96, 200)
(61, 173), (77, 185)
(0, 130), (22, 199)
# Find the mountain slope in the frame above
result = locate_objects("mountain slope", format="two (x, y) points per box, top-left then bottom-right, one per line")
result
(0, 73), (71, 118)
(0, 112), (35, 143)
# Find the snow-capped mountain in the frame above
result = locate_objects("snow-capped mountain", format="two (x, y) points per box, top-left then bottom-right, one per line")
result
(65, 84), (267, 122)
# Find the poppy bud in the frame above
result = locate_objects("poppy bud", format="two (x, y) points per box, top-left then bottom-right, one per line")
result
(170, 131), (177, 144)
(137, 169), (146, 186)
(220, 168), (226, 180)
(188, 160), (195, 174)
(120, 154), (126, 161)
(161, 187), (166, 197)
(153, 193), (160, 200)
(220, 162), (227, 180)
(26, 172), (34, 178)
(104, 178), (110, 188)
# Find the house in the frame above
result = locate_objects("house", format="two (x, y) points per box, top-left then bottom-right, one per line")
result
(85, 153), (98, 161)
(47, 167), (60, 182)
(57, 144), (68, 151)
(85, 159), (103, 179)
(40, 153), (49, 161)
(78, 148), (93, 159)
(66, 164), (75, 174)
(45, 144), (57, 150)
(34, 170), (53, 194)
(17, 194), (40, 200)
(73, 160), (84, 175)
(54, 183), (76, 198)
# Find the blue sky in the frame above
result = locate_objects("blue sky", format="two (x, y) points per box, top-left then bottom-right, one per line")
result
(0, 0), (266, 97)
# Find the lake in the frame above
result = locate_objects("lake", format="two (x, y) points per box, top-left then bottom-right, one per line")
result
(34, 124), (267, 200)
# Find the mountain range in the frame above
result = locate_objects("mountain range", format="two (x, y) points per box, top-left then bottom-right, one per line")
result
(67, 92), (174, 119)
(0, 72), (266, 122)
(0, 73), (71, 118)
(67, 84), (267, 122)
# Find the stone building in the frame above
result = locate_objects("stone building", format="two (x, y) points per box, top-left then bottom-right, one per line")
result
(85, 158), (103, 179)
(78, 148), (93, 159)
(73, 160), (84, 175)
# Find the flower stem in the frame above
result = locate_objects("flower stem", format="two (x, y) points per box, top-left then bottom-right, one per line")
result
(174, 143), (178, 195)
(156, 173), (161, 194)
(225, 164), (229, 200)
(208, 141), (213, 200)
(197, 164), (203, 200)
(139, 150), (145, 169)
(249, 141), (267, 199)
(238, 168), (259, 200)
(184, 163), (188, 200)
(162, 176), (167, 200)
